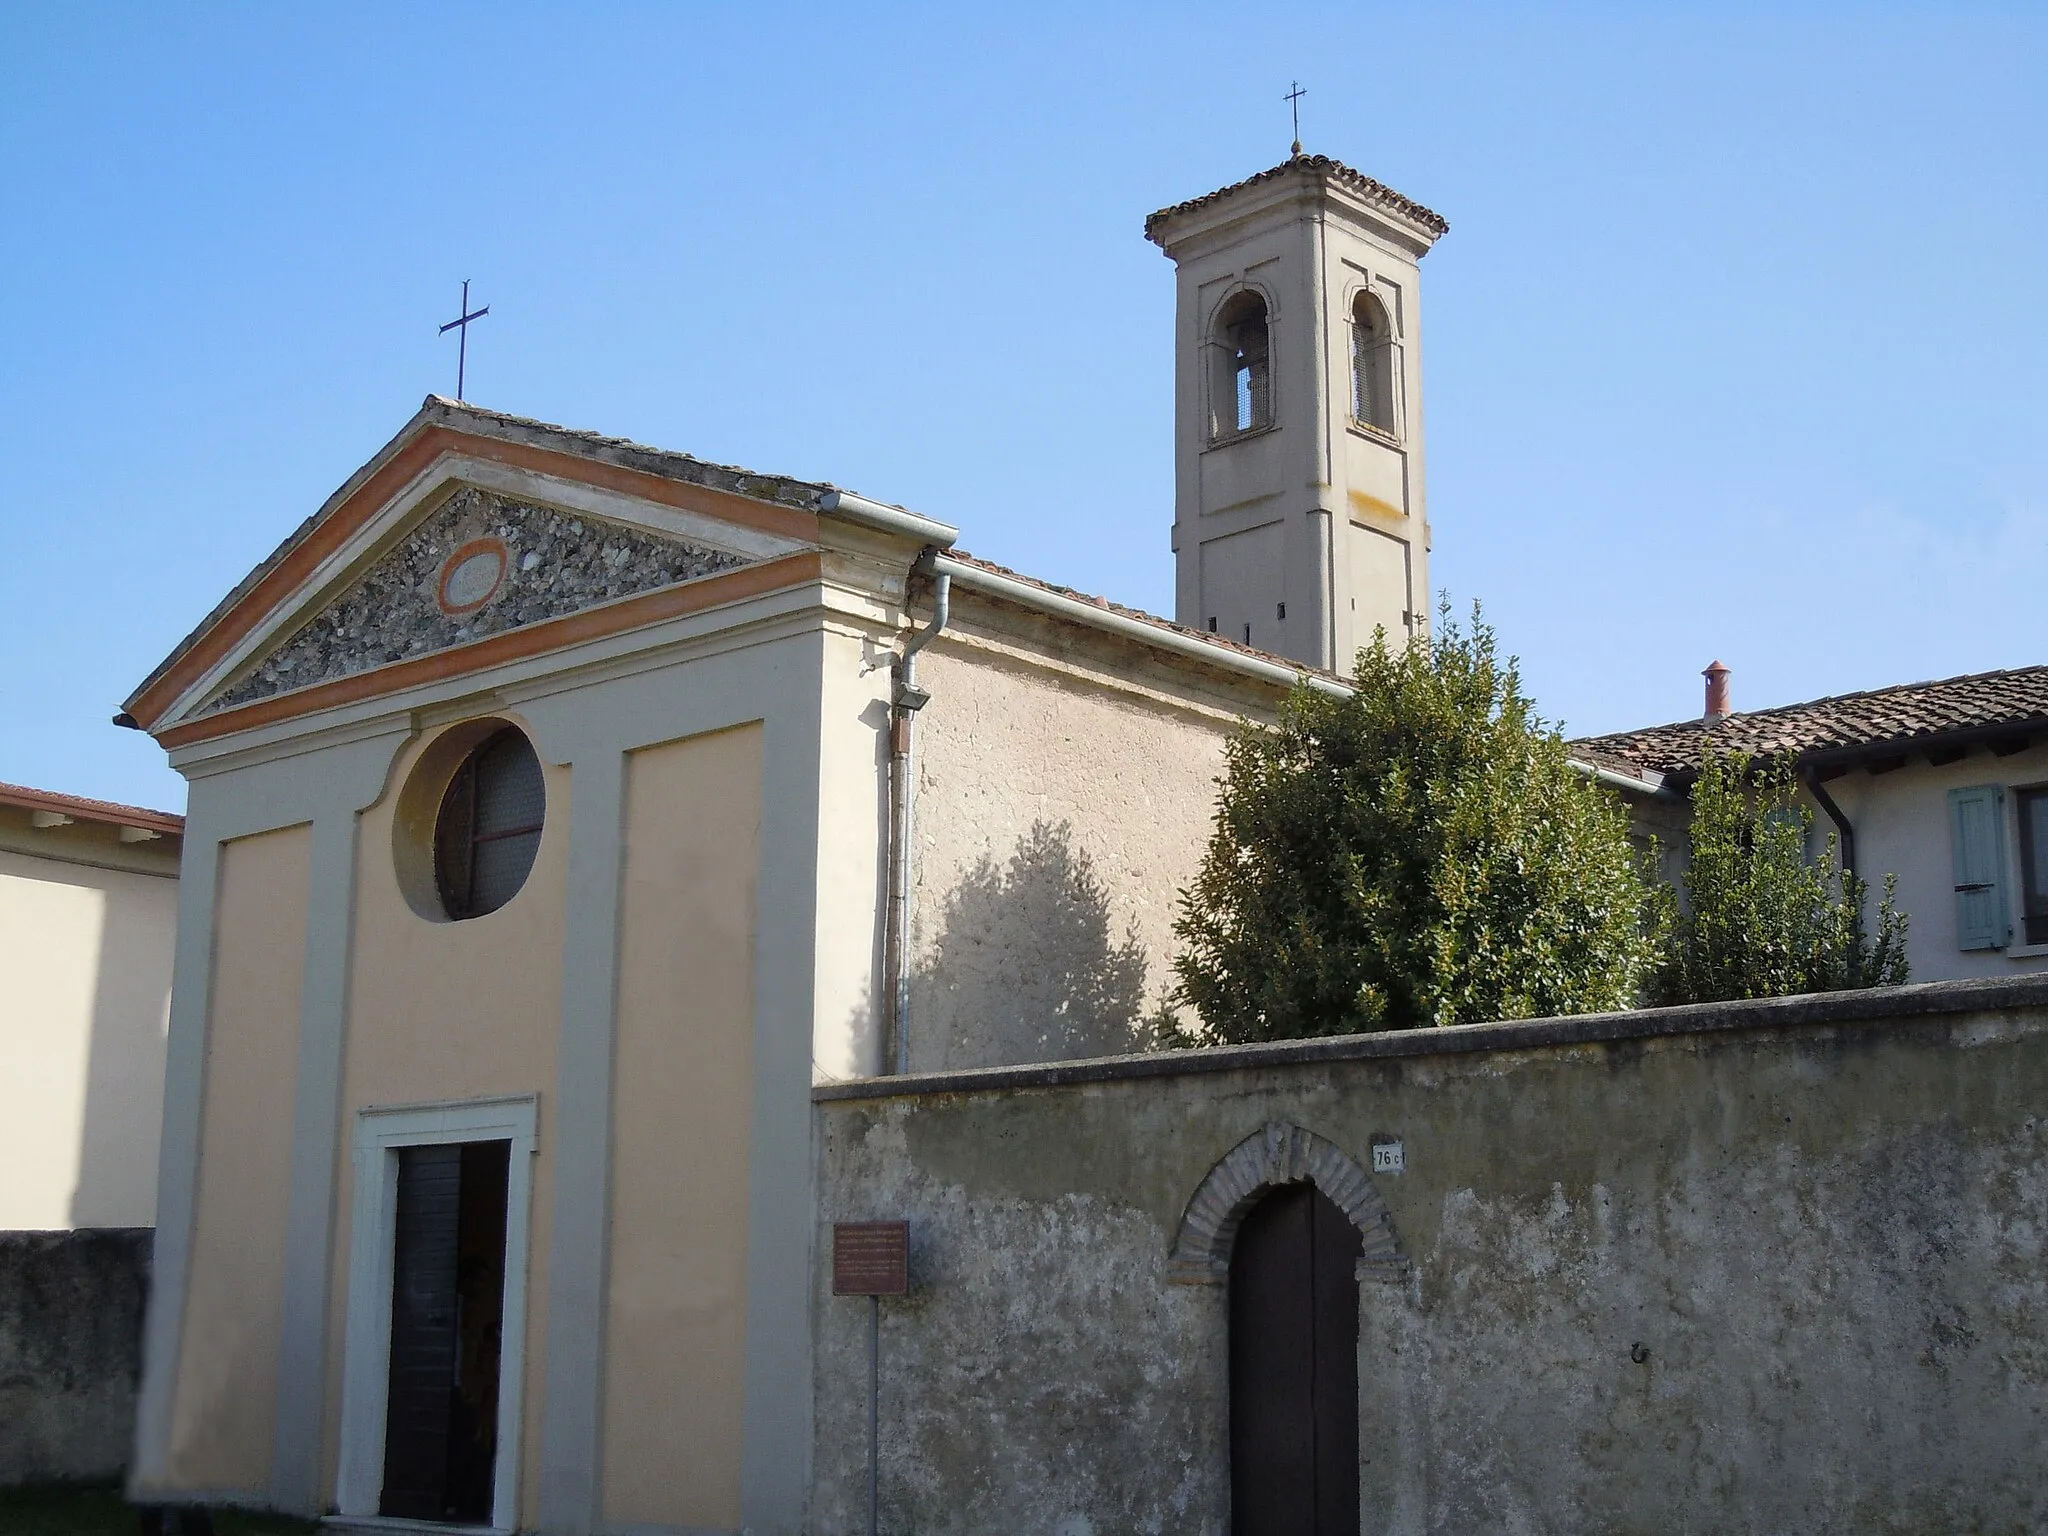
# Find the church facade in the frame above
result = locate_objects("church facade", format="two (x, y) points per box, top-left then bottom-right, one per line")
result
(123, 154), (1449, 1534)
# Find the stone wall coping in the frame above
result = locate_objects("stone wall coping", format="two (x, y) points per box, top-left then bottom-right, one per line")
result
(812, 973), (2048, 1104)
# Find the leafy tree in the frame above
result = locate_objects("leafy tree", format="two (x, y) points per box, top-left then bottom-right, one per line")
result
(1166, 608), (1662, 1043)
(1655, 749), (1908, 1003)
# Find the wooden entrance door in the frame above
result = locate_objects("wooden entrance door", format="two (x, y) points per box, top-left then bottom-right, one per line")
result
(1229, 1181), (1362, 1536)
(380, 1140), (510, 1524)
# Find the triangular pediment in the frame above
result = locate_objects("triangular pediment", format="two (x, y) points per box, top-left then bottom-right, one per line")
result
(198, 481), (760, 717)
(124, 398), (956, 743)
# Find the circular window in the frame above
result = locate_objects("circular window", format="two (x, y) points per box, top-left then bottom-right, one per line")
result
(433, 727), (546, 919)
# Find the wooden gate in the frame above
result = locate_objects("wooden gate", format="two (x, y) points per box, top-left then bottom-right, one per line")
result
(1228, 1181), (1362, 1536)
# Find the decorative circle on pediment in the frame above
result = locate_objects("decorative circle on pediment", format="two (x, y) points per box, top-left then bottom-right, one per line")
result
(436, 537), (510, 616)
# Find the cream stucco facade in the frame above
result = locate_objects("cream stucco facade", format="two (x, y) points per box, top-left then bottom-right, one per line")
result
(0, 790), (181, 1233)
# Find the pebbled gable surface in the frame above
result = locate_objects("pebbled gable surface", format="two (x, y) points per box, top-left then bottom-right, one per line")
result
(203, 484), (749, 714)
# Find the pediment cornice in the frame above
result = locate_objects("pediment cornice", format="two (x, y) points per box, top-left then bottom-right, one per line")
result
(125, 403), (832, 735)
(198, 482), (755, 717)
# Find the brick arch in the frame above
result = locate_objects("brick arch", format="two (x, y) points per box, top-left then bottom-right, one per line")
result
(1166, 1123), (1408, 1286)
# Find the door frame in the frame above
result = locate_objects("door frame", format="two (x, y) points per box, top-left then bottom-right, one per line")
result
(336, 1094), (539, 1532)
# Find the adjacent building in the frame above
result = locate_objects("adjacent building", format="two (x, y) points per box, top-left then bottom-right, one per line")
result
(0, 781), (181, 1232)
(1, 782), (180, 1489)
(1579, 664), (2048, 983)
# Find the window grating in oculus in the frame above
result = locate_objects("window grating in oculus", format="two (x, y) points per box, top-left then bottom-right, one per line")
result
(434, 728), (546, 919)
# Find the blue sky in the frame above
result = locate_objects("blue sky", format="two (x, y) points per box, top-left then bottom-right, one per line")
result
(3, 3), (2043, 812)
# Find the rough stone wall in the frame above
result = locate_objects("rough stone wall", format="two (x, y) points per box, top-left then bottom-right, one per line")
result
(904, 604), (1276, 1071)
(208, 484), (747, 712)
(813, 981), (2048, 1535)
(0, 1228), (151, 1486)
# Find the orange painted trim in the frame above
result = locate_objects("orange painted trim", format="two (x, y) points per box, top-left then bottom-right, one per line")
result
(129, 423), (822, 729)
(154, 552), (825, 750)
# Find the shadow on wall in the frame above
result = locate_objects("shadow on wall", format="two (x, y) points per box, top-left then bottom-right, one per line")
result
(910, 820), (1154, 1071)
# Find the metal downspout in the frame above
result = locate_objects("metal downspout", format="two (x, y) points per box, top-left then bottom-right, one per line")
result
(1806, 769), (1863, 984)
(883, 547), (949, 1076)
(1806, 772), (1857, 879)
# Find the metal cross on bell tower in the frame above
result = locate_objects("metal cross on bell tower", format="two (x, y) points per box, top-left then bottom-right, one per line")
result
(1285, 81), (1306, 155)
(439, 279), (489, 402)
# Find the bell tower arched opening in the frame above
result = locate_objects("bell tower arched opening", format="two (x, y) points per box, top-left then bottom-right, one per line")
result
(1351, 290), (1397, 436)
(1211, 289), (1274, 441)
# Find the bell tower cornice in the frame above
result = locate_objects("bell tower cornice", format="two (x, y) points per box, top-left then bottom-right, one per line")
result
(1145, 155), (1449, 261)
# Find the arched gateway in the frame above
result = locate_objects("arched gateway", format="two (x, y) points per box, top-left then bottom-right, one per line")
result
(1168, 1125), (1408, 1536)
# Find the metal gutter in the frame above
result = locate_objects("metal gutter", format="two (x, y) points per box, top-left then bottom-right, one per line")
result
(1582, 762), (1677, 802)
(936, 555), (1675, 800)
(819, 490), (960, 550)
(934, 555), (1345, 697)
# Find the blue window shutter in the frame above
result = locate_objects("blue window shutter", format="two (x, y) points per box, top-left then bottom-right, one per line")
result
(1948, 785), (2010, 950)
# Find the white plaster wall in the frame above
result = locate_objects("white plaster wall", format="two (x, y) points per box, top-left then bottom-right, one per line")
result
(1800, 743), (2048, 983)
(0, 848), (176, 1230)
(903, 608), (1279, 1071)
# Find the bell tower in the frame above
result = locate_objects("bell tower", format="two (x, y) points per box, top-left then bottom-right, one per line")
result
(1145, 155), (1448, 670)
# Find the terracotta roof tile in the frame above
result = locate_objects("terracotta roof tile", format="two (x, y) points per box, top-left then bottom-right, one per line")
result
(1573, 665), (2048, 777)
(0, 781), (184, 834)
(1145, 154), (1450, 244)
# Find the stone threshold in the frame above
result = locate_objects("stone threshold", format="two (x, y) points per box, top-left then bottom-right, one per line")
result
(813, 972), (2048, 1103)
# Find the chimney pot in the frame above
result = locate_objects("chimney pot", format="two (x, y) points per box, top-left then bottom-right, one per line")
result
(1703, 660), (1732, 720)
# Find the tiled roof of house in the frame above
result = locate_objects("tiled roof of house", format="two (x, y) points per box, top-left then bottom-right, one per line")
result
(1573, 665), (2048, 778)
(0, 781), (184, 834)
(1145, 154), (1450, 243)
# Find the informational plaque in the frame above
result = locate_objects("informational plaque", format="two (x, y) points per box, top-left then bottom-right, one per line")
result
(833, 1220), (910, 1296)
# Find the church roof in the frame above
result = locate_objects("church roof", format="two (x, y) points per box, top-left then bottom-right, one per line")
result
(123, 395), (1320, 736)
(122, 396), (892, 725)
(941, 550), (1348, 687)
(1573, 664), (2048, 779)
(1144, 153), (1450, 244)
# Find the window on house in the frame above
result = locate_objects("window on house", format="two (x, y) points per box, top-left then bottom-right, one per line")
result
(1948, 784), (2011, 950)
(2018, 787), (2048, 946)
(435, 727), (546, 919)
(1351, 291), (1396, 435)
(1210, 291), (1272, 440)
